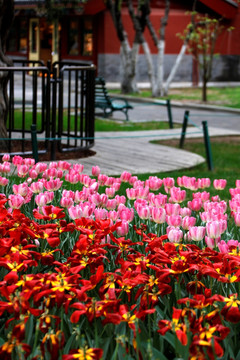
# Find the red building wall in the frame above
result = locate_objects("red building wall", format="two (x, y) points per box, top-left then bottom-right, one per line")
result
(98, 2), (240, 56)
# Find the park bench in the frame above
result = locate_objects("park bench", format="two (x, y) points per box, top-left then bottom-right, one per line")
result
(95, 77), (133, 121)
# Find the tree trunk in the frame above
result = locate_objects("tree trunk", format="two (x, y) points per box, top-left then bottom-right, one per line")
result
(163, 43), (187, 95)
(0, 0), (14, 147)
(106, 0), (139, 94)
(155, 0), (170, 97)
(142, 41), (156, 94)
(120, 39), (138, 93)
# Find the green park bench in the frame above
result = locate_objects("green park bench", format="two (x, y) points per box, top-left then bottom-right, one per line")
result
(95, 77), (133, 121)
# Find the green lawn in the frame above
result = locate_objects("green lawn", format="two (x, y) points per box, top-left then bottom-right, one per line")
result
(134, 136), (240, 200)
(110, 87), (240, 109)
(8, 110), (177, 132)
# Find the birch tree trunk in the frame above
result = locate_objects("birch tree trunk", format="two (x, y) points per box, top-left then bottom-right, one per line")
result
(163, 43), (187, 95)
(142, 41), (156, 94)
(0, 0), (14, 145)
(156, 0), (170, 97)
(120, 39), (139, 93)
(106, 0), (139, 94)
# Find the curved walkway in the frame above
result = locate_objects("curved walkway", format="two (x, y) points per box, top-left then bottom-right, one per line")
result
(74, 98), (240, 175)
(73, 125), (239, 176)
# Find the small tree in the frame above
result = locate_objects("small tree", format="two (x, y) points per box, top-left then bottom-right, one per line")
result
(180, 13), (229, 102)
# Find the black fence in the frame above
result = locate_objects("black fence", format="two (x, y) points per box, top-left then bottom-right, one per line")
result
(0, 61), (96, 160)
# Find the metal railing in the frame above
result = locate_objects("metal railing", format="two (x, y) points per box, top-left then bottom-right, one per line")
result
(0, 61), (96, 160)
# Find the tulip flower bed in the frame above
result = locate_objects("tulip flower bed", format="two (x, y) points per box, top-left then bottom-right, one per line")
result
(1, 155), (240, 360)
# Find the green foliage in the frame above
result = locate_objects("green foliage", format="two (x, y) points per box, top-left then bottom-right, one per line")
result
(37, 0), (88, 22)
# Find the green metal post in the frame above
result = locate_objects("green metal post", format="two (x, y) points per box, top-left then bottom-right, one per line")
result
(31, 124), (39, 163)
(166, 99), (173, 129)
(179, 110), (189, 148)
(202, 120), (214, 171)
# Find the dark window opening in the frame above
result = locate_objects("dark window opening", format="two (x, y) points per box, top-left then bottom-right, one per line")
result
(67, 17), (93, 57)
(7, 18), (28, 54)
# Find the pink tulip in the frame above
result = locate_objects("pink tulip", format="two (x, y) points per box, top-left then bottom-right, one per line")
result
(94, 208), (108, 220)
(49, 162), (58, 169)
(98, 174), (108, 186)
(108, 210), (119, 222)
(137, 205), (151, 220)
(72, 163), (84, 173)
(68, 205), (82, 220)
(2, 154), (10, 162)
(129, 176), (138, 185)
(105, 187), (116, 198)
(236, 180), (240, 188)
(145, 176), (163, 191)
(62, 190), (75, 199)
(182, 216), (196, 230)
(23, 158), (35, 167)
(205, 236), (221, 249)
(120, 171), (132, 182)
(133, 180), (145, 189)
(218, 239), (240, 253)
(187, 198), (202, 211)
(12, 183), (29, 197)
(206, 220), (224, 239)
(115, 195), (126, 205)
(60, 197), (74, 208)
(151, 194), (167, 208)
(105, 177), (115, 186)
(0, 176), (8, 186)
(34, 162), (48, 174)
(43, 168), (58, 179)
(188, 226), (206, 241)
(163, 177), (175, 189)
(180, 207), (192, 217)
(229, 199), (240, 212)
(211, 195), (220, 202)
(126, 188), (138, 200)
(233, 212), (240, 226)
(0, 162), (11, 174)
(99, 194), (108, 207)
(58, 161), (71, 171)
(106, 199), (117, 211)
(166, 214), (182, 227)
(112, 182), (121, 191)
(35, 193), (49, 207)
(8, 194), (25, 209)
(136, 186), (149, 199)
(170, 187), (186, 203)
(229, 188), (240, 198)
(92, 165), (100, 177)
(151, 207), (166, 224)
(17, 165), (29, 178)
(200, 211), (227, 223)
(30, 181), (44, 194)
(192, 191), (210, 203)
(197, 177), (211, 189)
(116, 220), (129, 236)
(203, 200), (227, 213)
(168, 228), (183, 243)
(89, 193), (101, 206)
(12, 155), (23, 166)
(119, 207), (134, 222)
(29, 169), (38, 179)
(182, 176), (198, 190)
(165, 203), (180, 216)
(44, 178), (63, 191)
(213, 178), (227, 190)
